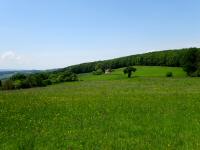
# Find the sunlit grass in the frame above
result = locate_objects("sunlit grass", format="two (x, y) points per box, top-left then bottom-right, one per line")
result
(79, 66), (186, 81)
(1, 66), (200, 149)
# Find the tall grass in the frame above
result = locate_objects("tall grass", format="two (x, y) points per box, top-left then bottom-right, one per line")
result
(1, 66), (200, 149)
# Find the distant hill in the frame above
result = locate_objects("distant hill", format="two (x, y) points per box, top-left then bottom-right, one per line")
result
(0, 70), (41, 80)
(59, 48), (199, 74)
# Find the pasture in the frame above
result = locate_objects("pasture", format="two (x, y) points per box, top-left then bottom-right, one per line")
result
(1, 66), (200, 149)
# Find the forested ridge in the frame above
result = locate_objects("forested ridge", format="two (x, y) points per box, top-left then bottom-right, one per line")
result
(61, 48), (200, 74)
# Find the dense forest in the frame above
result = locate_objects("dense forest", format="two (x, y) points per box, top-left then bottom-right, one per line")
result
(62, 48), (200, 74)
(0, 48), (199, 90)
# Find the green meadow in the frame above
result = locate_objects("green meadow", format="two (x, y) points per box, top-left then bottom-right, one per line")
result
(1, 66), (200, 149)
(80, 66), (186, 81)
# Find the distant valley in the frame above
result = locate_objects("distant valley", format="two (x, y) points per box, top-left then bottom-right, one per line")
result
(0, 70), (41, 80)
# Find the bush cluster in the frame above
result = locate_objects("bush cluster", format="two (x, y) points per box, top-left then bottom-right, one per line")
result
(92, 63), (105, 75)
(166, 72), (173, 77)
(0, 70), (78, 90)
(93, 69), (104, 75)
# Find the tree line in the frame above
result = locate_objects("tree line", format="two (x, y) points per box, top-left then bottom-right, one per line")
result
(63, 48), (200, 75)
(0, 70), (78, 90)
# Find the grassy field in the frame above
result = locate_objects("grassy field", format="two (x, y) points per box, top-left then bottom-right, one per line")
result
(80, 66), (186, 81)
(1, 66), (200, 149)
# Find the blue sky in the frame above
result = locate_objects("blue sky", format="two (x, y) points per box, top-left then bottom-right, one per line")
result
(0, 0), (200, 70)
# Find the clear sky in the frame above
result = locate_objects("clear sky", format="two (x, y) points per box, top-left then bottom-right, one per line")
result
(0, 0), (200, 70)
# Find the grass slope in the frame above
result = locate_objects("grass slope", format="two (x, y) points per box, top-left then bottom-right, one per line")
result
(80, 66), (186, 81)
(1, 66), (200, 149)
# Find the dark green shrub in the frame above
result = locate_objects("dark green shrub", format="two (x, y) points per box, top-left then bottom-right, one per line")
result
(26, 75), (38, 87)
(62, 71), (78, 81)
(50, 78), (59, 84)
(95, 63), (107, 72)
(196, 69), (200, 77)
(190, 69), (200, 77)
(93, 69), (104, 75)
(57, 74), (65, 82)
(56, 71), (78, 82)
(35, 73), (49, 80)
(92, 63), (105, 75)
(49, 74), (59, 83)
(0, 80), (2, 87)
(166, 72), (173, 77)
(70, 73), (78, 81)
(42, 79), (52, 86)
(10, 73), (26, 80)
(34, 76), (44, 87)
(2, 80), (14, 90)
(21, 80), (31, 88)
(13, 80), (23, 89)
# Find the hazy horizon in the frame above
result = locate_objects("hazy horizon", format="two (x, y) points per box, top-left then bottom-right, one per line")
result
(1, 0), (200, 70)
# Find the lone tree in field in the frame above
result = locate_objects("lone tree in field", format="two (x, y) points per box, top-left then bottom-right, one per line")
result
(123, 66), (136, 78)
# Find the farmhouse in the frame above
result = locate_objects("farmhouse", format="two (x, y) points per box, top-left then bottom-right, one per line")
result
(105, 69), (112, 74)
